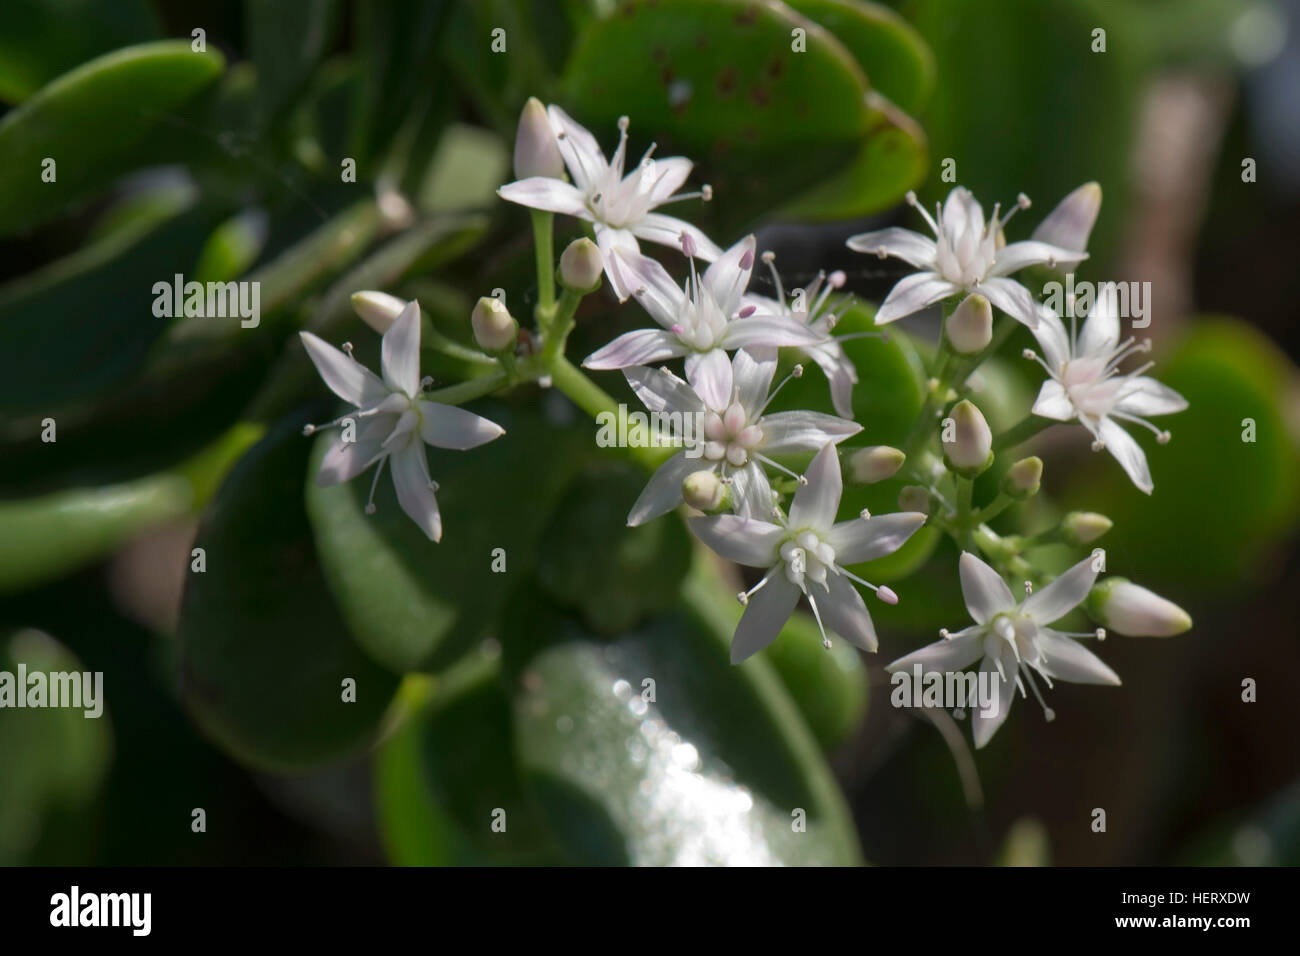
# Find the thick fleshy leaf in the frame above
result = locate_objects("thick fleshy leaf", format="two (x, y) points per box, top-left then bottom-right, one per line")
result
(0, 41), (224, 236)
(247, 0), (339, 122)
(179, 413), (400, 770)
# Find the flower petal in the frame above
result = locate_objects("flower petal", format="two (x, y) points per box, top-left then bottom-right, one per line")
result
(703, 234), (756, 316)
(977, 276), (1040, 328)
(1078, 291), (1121, 355)
(719, 313), (825, 350)
(787, 443), (842, 531)
(496, 177), (589, 217)
(971, 654), (1015, 749)
(1031, 379), (1075, 421)
(729, 460), (776, 520)
(1115, 376), (1188, 417)
(1022, 554), (1099, 624)
(547, 103), (607, 191)
(826, 511), (927, 564)
(944, 187), (984, 238)
(612, 247), (682, 323)
(685, 348), (732, 411)
(886, 629), (986, 674)
(731, 346), (777, 417)
(815, 573), (878, 652)
(958, 550), (1016, 624)
(299, 332), (389, 408)
(687, 513), (785, 567)
(645, 156), (693, 203)
(874, 272), (957, 325)
(596, 228), (645, 302)
(760, 410), (861, 453)
(417, 402), (505, 450)
(632, 213), (722, 261)
(315, 415), (394, 485)
(1097, 415), (1152, 494)
(730, 576), (801, 663)
(990, 240), (1087, 276)
(845, 227), (938, 268)
(389, 442), (442, 541)
(805, 342), (858, 419)
(623, 364), (704, 416)
(1032, 308), (1071, 371)
(1034, 629), (1121, 685)
(626, 450), (699, 526)
(584, 328), (686, 370)
(381, 300), (422, 397)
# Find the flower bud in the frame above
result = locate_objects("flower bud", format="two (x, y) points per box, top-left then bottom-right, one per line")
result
(943, 400), (993, 476)
(559, 237), (603, 293)
(1001, 456), (1042, 499)
(1060, 511), (1112, 546)
(1031, 181), (1101, 254)
(471, 296), (518, 352)
(1085, 578), (1192, 637)
(682, 470), (729, 512)
(849, 445), (906, 484)
(351, 290), (407, 334)
(513, 97), (565, 180)
(898, 485), (930, 515)
(946, 293), (993, 354)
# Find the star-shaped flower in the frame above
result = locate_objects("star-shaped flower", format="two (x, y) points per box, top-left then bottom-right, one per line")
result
(497, 105), (719, 300)
(690, 444), (927, 663)
(742, 254), (860, 418)
(623, 349), (861, 525)
(299, 301), (505, 541)
(1025, 296), (1187, 494)
(887, 552), (1118, 748)
(846, 187), (1088, 327)
(583, 235), (824, 409)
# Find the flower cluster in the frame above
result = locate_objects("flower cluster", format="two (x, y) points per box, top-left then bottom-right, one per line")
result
(298, 99), (1193, 750)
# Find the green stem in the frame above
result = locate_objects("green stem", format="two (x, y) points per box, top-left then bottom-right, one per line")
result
(993, 415), (1052, 452)
(424, 371), (509, 406)
(972, 492), (1015, 525)
(540, 288), (583, 367)
(423, 329), (498, 366)
(548, 355), (669, 472)
(531, 210), (555, 323)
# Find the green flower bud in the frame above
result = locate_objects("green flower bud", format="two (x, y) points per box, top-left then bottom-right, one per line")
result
(559, 237), (603, 293)
(1061, 511), (1112, 546)
(682, 470), (729, 513)
(946, 293), (993, 354)
(898, 485), (930, 515)
(943, 400), (993, 477)
(471, 296), (518, 353)
(1001, 456), (1043, 499)
(350, 290), (406, 334)
(848, 445), (906, 484)
(513, 97), (565, 180)
(1085, 578), (1192, 637)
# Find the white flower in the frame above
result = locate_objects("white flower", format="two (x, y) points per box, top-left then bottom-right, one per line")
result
(623, 349), (861, 525)
(299, 301), (505, 541)
(690, 444), (927, 663)
(583, 235), (824, 409)
(497, 106), (719, 300)
(887, 552), (1119, 748)
(743, 253), (860, 418)
(1026, 296), (1187, 494)
(1085, 577), (1192, 637)
(846, 187), (1089, 327)
(1031, 182), (1102, 254)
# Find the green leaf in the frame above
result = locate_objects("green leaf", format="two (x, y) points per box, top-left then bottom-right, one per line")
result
(503, 579), (863, 865)
(246, 0), (340, 123)
(0, 41), (225, 236)
(0, 629), (112, 864)
(179, 413), (400, 771)
(193, 208), (270, 283)
(416, 123), (510, 213)
(306, 402), (596, 674)
(537, 465), (693, 634)
(0, 0), (159, 103)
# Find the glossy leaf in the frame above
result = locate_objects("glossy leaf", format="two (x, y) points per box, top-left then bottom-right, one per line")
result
(246, 0), (340, 123)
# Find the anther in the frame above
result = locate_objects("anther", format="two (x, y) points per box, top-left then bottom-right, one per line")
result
(701, 184), (713, 201)
(859, 508), (871, 520)
(1157, 430), (1171, 444)
(1091, 439), (1106, 452)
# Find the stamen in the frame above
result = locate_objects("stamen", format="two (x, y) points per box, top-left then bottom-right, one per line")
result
(760, 251), (786, 304)
(1021, 665), (1056, 721)
(756, 364), (804, 416)
(859, 508), (871, 520)
(365, 456), (387, 515)
(1022, 348), (1056, 378)
(738, 566), (777, 605)
(905, 190), (940, 235)
(805, 591), (833, 650)
(755, 453), (805, 483)
(737, 305), (756, 318)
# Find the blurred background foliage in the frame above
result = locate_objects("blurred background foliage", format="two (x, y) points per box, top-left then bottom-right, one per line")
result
(1, 0), (1297, 865)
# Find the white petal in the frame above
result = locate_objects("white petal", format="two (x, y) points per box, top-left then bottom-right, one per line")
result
(685, 348), (732, 411)
(759, 410), (861, 453)
(315, 415), (394, 485)
(623, 364), (704, 416)
(1078, 292), (1121, 355)
(390, 442), (442, 541)
(381, 301), (422, 397)
(719, 313), (824, 350)
(1034, 629), (1121, 685)
(990, 240), (1087, 276)
(626, 450), (700, 526)
(874, 272), (956, 324)
(1031, 379), (1076, 421)
(631, 213), (722, 260)
(687, 513), (785, 567)
(845, 227), (938, 268)
(1114, 376), (1187, 417)
(887, 629), (985, 673)
(729, 460), (775, 520)
(977, 276), (1040, 328)
(826, 511), (926, 564)
(645, 156), (693, 203)
(417, 402), (504, 450)
(496, 177), (589, 217)
(971, 654), (1015, 749)
(944, 187), (984, 238)
(959, 550), (1016, 624)
(816, 573), (878, 652)
(731, 346), (777, 418)
(614, 247), (682, 323)
(730, 576), (801, 663)
(584, 328), (686, 370)
(787, 443), (842, 530)
(547, 104), (607, 191)
(703, 234), (756, 316)
(803, 341), (858, 418)
(597, 228), (645, 302)
(299, 332), (389, 408)
(1097, 415), (1152, 494)
(1030, 182), (1101, 253)
(1032, 308), (1071, 371)
(1022, 554), (1098, 624)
